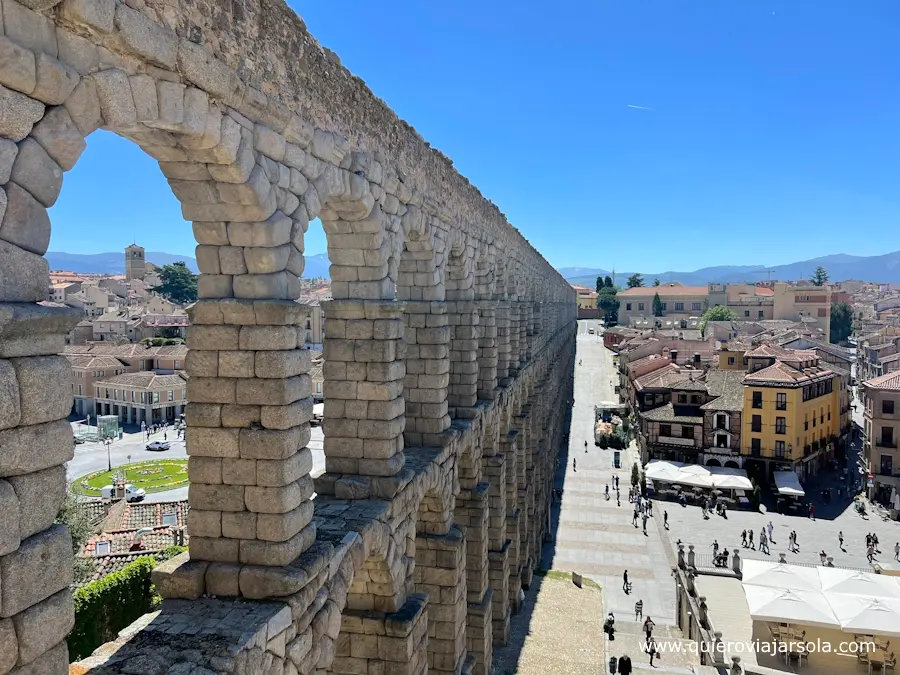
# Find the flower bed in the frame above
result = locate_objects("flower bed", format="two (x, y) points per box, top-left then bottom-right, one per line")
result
(71, 460), (188, 497)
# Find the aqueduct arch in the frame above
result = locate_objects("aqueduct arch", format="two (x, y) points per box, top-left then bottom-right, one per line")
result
(0, 0), (576, 673)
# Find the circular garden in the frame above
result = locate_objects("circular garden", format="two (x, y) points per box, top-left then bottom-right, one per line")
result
(71, 459), (189, 497)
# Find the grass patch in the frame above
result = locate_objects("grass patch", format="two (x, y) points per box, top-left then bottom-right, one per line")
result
(71, 459), (188, 497)
(534, 568), (602, 591)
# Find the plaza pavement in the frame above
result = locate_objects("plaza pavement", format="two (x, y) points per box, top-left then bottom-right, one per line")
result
(542, 320), (678, 627)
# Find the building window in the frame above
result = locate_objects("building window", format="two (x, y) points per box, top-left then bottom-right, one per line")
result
(745, 310), (750, 317)
(716, 414), (727, 430)
(728, 357), (735, 365)
(884, 400), (895, 415)
(660, 303), (667, 311)
(638, 302), (645, 311)
(752, 391), (762, 409)
(674, 302), (684, 311)
(168, 390), (174, 402)
(678, 394), (687, 403)
(751, 438), (761, 455)
(716, 434), (728, 448)
(881, 427), (895, 447)
(775, 441), (786, 458)
(174, 360), (180, 369)
(660, 424), (672, 437)
(316, 382), (322, 393)
(153, 392), (159, 404)
(182, 389), (187, 400)
(692, 302), (702, 312)
(682, 426), (694, 439)
(626, 303), (632, 311)
(751, 415), (762, 433)
(131, 391), (136, 402)
(141, 392), (146, 403)
(776, 393), (786, 410)
(78, 384), (83, 395)
(775, 417), (786, 434)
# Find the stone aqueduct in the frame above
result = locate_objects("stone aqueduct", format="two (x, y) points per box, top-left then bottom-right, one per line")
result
(0, 0), (576, 672)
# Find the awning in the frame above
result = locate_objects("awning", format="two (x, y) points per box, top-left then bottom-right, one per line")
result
(741, 560), (822, 592)
(773, 470), (805, 497)
(644, 460), (752, 490)
(743, 585), (840, 629)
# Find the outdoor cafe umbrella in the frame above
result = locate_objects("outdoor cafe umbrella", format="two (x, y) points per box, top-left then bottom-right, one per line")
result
(817, 568), (900, 599)
(743, 585), (839, 629)
(741, 560), (822, 593)
(826, 594), (900, 638)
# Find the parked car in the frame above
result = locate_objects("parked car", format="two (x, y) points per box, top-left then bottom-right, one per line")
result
(146, 441), (170, 451)
(73, 436), (85, 445)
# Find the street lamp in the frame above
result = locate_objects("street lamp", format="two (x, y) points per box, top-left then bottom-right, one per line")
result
(105, 437), (112, 472)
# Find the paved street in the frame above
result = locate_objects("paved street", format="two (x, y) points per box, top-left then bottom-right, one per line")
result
(542, 320), (678, 626)
(66, 421), (326, 503)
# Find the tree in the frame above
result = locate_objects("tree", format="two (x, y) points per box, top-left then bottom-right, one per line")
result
(604, 276), (614, 288)
(830, 301), (853, 344)
(699, 305), (738, 336)
(652, 292), (664, 317)
(152, 262), (198, 305)
(653, 278), (660, 286)
(631, 461), (640, 487)
(810, 266), (829, 286)
(57, 493), (96, 585)
(626, 273), (644, 288)
(597, 284), (620, 325)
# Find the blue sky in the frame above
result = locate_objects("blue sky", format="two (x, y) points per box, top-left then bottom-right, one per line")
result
(49, 0), (900, 271)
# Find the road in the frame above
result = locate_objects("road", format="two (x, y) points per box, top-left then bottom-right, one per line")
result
(67, 421), (326, 503)
(542, 319), (678, 626)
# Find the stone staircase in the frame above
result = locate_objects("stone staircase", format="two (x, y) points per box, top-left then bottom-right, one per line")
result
(605, 619), (707, 675)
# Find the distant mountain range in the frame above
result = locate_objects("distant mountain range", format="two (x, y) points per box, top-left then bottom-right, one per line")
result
(560, 251), (900, 287)
(46, 251), (332, 279)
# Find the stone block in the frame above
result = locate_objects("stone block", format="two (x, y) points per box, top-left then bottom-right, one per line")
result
(2, 0), (57, 57)
(92, 68), (136, 128)
(0, 85), (44, 142)
(187, 456), (222, 484)
(256, 500), (313, 541)
(256, 447), (312, 487)
(11, 588), (73, 666)
(260, 398), (313, 430)
(197, 273), (233, 299)
(244, 474), (313, 514)
(114, 4), (176, 68)
(30, 105), (85, 171)
(59, 0), (115, 32)
(0, 140), (17, 185)
(239, 521), (316, 566)
(236, 375), (309, 406)
(184, 349), (217, 377)
(0, 480), (20, 557)
(186, 509), (221, 537)
(221, 510), (256, 539)
(151, 552), (208, 599)
(218, 350), (255, 378)
(0, 524), (71, 618)
(0, 419), (71, 477)
(177, 38), (238, 100)
(9, 138), (62, 208)
(6, 640), (67, 675)
(244, 244), (290, 274)
(0, 360), (21, 431)
(31, 53), (79, 106)
(220, 404), (261, 428)
(221, 457), (256, 486)
(186, 376), (236, 404)
(239, 325), (297, 351)
(238, 562), (309, 600)
(57, 29), (99, 77)
(0, 35), (36, 95)
(188, 483), (245, 512)
(63, 77), (102, 136)
(0, 618), (16, 674)
(185, 426), (238, 457)
(7, 465), (64, 540)
(184, 402), (221, 427)
(205, 562), (241, 597)
(254, 124), (286, 161)
(11, 356), (70, 426)
(190, 535), (240, 563)
(218, 246), (247, 275)
(154, 79), (184, 130)
(227, 213), (292, 248)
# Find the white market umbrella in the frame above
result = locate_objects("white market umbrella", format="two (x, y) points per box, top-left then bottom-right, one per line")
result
(742, 559), (822, 592)
(744, 585), (839, 629)
(818, 568), (900, 599)
(827, 594), (900, 637)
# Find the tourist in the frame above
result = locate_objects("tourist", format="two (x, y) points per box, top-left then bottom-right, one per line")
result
(748, 529), (754, 550)
(712, 539), (719, 555)
(867, 544), (876, 563)
(634, 599), (643, 621)
(642, 513), (648, 535)
(873, 534), (880, 553)
(633, 509), (639, 528)
(767, 520), (774, 543)
(809, 503), (815, 521)
(615, 475), (619, 489)
(895, 542), (899, 561)
(643, 616), (655, 639)
(623, 570), (630, 593)
(839, 531), (844, 550)
(759, 531), (769, 555)
(820, 550), (827, 565)
(617, 654), (633, 675)
(646, 637), (658, 667)
(573, 458), (576, 472)
(741, 529), (747, 547)
(663, 511), (668, 530)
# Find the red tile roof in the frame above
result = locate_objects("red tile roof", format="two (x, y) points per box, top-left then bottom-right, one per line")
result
(742, 362), (835, 386)
(618, 285), (708, 297)
(863, 371), (900, 392)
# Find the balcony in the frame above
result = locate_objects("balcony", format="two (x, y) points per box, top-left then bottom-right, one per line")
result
(877, 440), (898, 449)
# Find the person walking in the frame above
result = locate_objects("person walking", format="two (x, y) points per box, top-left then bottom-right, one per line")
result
(809, 503), (815, 521)
(792, 530), (799, 552)
(634, 599), (643, 621)
(874, 534), (880, 553)
(748, 529), (754, 550)
(573, 458), (576, 472)
(895, 542), (899, 561)
(646, 637), (658, 667)
(618, 654), (633, 675)
(712, 539), (719, 556)
(867, 544), (876, 563)
(760, 531), (769, 555)
(633, 509), (639, 528)
(643, 616), (656, 639)
(741, 529), (747, 547)
(820, 550), (827, 565)
(623, 570), (630, 594)
(839, 531), (844, 550)
(663, 511), (669, 530)
(642, 513), (648, 535)
(615, 475), (619, 489)
(767, 520), (774, 543)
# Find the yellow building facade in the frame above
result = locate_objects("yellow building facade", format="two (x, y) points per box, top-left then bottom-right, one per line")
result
(741, 366), (840, 479)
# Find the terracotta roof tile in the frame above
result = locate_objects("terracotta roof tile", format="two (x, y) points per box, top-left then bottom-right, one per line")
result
(618, 285), (709, 297)
(94, 372), (187, 389)
(642, 403), (703, 425)
(863, 372), (900, 392)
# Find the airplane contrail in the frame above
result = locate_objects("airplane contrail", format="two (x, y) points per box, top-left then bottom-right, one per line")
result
(627, 104), (654, 111)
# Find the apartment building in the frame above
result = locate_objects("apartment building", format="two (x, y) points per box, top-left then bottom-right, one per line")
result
(862, 372), (900, 505)
(772, 282), (832, 337)
(616, 283), (708, 326)
(708, 283), (774, 321)
(741, 346), (841, 481)
(92, 372), (187, 425)
(67, 355), (130, 417)
(298, 298), (325, 348)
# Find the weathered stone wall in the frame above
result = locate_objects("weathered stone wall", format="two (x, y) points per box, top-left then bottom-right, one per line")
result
(0, 0), (576, 672)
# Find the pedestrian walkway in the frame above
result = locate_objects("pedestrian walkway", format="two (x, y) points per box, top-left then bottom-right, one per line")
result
(542, 324), (677, 627)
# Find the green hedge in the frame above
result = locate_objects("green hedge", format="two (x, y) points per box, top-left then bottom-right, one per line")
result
(68, 556), (157, 660)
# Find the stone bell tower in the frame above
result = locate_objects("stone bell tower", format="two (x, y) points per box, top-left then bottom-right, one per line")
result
(125, 244), (145, 281)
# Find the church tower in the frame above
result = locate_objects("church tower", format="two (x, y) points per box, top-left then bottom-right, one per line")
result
(125, 244), (145, 280)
